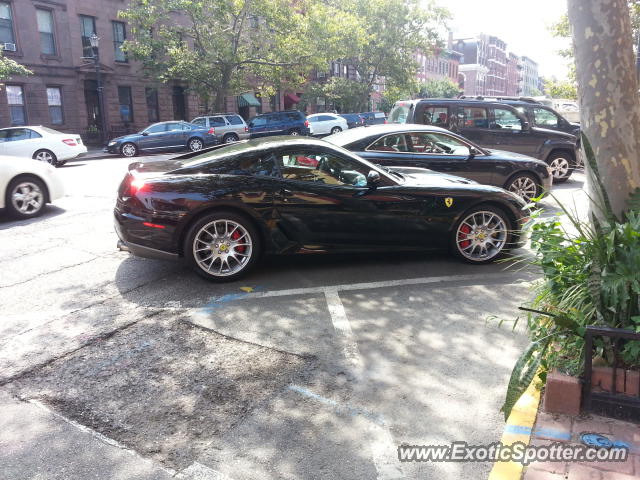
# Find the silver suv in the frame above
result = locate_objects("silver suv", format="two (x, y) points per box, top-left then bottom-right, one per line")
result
(191, 114), (249, 143)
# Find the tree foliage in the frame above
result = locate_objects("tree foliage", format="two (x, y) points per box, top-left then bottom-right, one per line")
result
(0, 52), (31, 82)
(301, 77), (370, 113)
(120, 0), (357, 111)
(541, 77), (578, 100)
(417, 78), (460, 98)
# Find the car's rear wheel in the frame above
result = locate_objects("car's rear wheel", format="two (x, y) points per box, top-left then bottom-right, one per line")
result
(33, 149), (58, 166)
(188, 137), (204, 151)
(121, 142), (138, 157)
(6, 176), (46, 219)
(546, 151), (574, 183)
(505, 173), (540, 202)
(223, 133), (239, 143)
(330, 126), (342, 134)
(288, 129), (300, 136)
(451, 206), (512, 264)
(185, 211), (261, 282)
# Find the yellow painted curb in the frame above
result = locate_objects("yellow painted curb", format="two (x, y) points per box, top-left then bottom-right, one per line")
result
(487, 379), (542, 480)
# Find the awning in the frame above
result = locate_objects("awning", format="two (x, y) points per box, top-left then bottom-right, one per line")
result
(284, 92), (301, 104)
(237, 93), (261, 108)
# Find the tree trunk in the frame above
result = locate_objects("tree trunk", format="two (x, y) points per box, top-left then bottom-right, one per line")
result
(214, 66), (232, 112)
(568, 0), (640, 219)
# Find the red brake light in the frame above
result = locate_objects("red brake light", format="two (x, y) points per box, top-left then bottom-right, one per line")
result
(208, 127), (215, 135)
(62, 139), (77, 146)
(130, 178), (146, 193)
(304, 120), (309, 127)
(244, 126), (248, 132)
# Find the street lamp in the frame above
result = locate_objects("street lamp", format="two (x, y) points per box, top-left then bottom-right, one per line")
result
(89, 33), (107, 146)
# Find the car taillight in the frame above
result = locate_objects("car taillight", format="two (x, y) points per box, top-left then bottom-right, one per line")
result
(121, 176), (146, 197)
(304, 120), (309, 127)
(208, 127), (215, 135)
(62, 139), (77, 146)
(244, 126), (248, 132)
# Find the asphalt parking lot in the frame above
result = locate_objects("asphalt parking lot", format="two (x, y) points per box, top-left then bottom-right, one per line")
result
(0, 153), (587, 479)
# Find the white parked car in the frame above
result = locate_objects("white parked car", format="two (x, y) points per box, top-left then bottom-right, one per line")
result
(0, 156), (65, 218)
(306, 113), (349, 136)
(0, 126), (87, 167)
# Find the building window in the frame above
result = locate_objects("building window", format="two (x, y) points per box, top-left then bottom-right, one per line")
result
(6, 85), (26, 125)
(112, 21), (127, 62)
(118, 86), (133, 122)
(47, 87), (63, 124)
(37, 9), (56, 55)
(80, 15), (96, 58)
(0, 1), (14, 45)
(145, 87), (159, 123)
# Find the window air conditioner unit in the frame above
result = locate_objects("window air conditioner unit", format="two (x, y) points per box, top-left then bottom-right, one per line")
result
(3, 43), (17, 52)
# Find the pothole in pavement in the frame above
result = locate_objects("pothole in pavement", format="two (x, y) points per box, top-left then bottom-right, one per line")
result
(7, 315), (311, 470)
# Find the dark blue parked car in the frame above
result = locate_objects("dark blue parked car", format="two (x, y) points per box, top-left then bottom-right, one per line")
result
(248, 110), (310, 138)
(105, 121), (218, 157)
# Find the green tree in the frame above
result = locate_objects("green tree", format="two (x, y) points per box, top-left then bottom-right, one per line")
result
(302, 77), (370, 113)
(0, 52), (31, 82)
(541, 77), (578, 99)
(416, 78), (460, 98)
(336, 0), (449, 110)
(120, 0), (356, 112)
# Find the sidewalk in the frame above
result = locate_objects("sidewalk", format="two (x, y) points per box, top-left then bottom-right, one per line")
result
(73, 148), (113, 161)
(522, 410), (640, 479)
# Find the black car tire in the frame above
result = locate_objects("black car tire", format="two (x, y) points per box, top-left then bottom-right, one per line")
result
(121, 142), (138, 158)
(223, 133), (239, 143)
(504, 173), (541, 203)
(5, 175), (47, 219)
(546, 150), (574, 184)
(188, 137), (204, 152)
(330, 126), (342, 134)
(184, 211), (261, 282)
(33, 149), (58, 167)
(288, 128), (300, 136)
(450, 205), (513, 265)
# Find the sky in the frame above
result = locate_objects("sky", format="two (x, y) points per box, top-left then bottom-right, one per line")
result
(438, 0), (573, 80)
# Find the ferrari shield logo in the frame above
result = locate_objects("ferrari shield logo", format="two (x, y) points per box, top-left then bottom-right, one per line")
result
(445, 197), (454, 208)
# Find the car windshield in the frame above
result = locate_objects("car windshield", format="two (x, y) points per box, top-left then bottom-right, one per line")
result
(38, 126), (64, 135)
(389, 104), (410, 123)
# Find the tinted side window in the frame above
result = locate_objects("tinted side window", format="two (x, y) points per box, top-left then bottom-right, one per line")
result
(286, 112), (302, 121)
(459, 107), (489, 129)
(191, 118), (206, 127)
(227, 115), (244, 125)
(367, 134), (410, 153)
(492, 108), (522, 131)
(251, 116), (267, 127)
(165, 122), (183, 132)
(222, 153), (278, 177)
(268, 114), (281, 124)
(415, 105), (449, 127)
(209, 116), (226, 127)
(8, 128), (36, 141)
(533, 107), (560, 128)
(278, 151), (368, 187)
(409, 132), (470, 156)
(146, 124), (167, 133)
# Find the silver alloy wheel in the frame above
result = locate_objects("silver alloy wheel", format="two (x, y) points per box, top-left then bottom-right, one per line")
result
(331, 127), (342, 134)
(289, 130), (299, 136)
(549, 157), (570, 180)
(224, 134), (238, 144)
(193, 219), (253, 277)
(122, 143), (137, 157)
(35, 150), (55, 165)
(11, 181), (44, 215)
(456, 210), (508, 262)
(508, 176), (538, 202)
(189, 138), (204, 151)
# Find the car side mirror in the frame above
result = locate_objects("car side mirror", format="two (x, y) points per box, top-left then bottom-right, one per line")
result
(468, 146), (480, 158)
(522, 121), (531, 131)
(142, 131), (149, 136)
(367, 170), (381, 187)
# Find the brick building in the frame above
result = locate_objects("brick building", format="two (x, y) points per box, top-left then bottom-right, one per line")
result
(505, 53), (523, 96)
(0, 0), (292, 144)
(414, 48), (462, 85)
(520, 56), (540, 96)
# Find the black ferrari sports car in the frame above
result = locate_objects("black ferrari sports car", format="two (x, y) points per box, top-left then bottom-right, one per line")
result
(114, 137), (529, 282)
(324, 124), (553, 202)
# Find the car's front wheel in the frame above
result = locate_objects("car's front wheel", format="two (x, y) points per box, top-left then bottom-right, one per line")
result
(185, 211), (261, 282)
(188, 137), (204, 151)
(121, 142), (138, 158)
(6, 176), (46, 219)
(546, 151), (574, 183)
(505, 173), (541, 203)
(33, 149), (58, 166)
(451, 205), (512, 264)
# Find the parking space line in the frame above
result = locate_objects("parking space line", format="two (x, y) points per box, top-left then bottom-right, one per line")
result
(324, 288), (362, 375)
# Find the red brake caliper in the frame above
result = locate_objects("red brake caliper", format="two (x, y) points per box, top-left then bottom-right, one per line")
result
(231, 230), (245, 253)
(459, 225), (471, 249)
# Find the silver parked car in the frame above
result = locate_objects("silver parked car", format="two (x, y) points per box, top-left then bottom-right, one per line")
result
(191, 114), (250, 144)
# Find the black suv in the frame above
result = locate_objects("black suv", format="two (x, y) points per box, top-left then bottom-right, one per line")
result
(389, 98), (579, 183)
(248, 110), (310, 138)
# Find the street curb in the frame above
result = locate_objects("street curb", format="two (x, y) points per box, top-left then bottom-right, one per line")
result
(487, 376), (541, 480)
